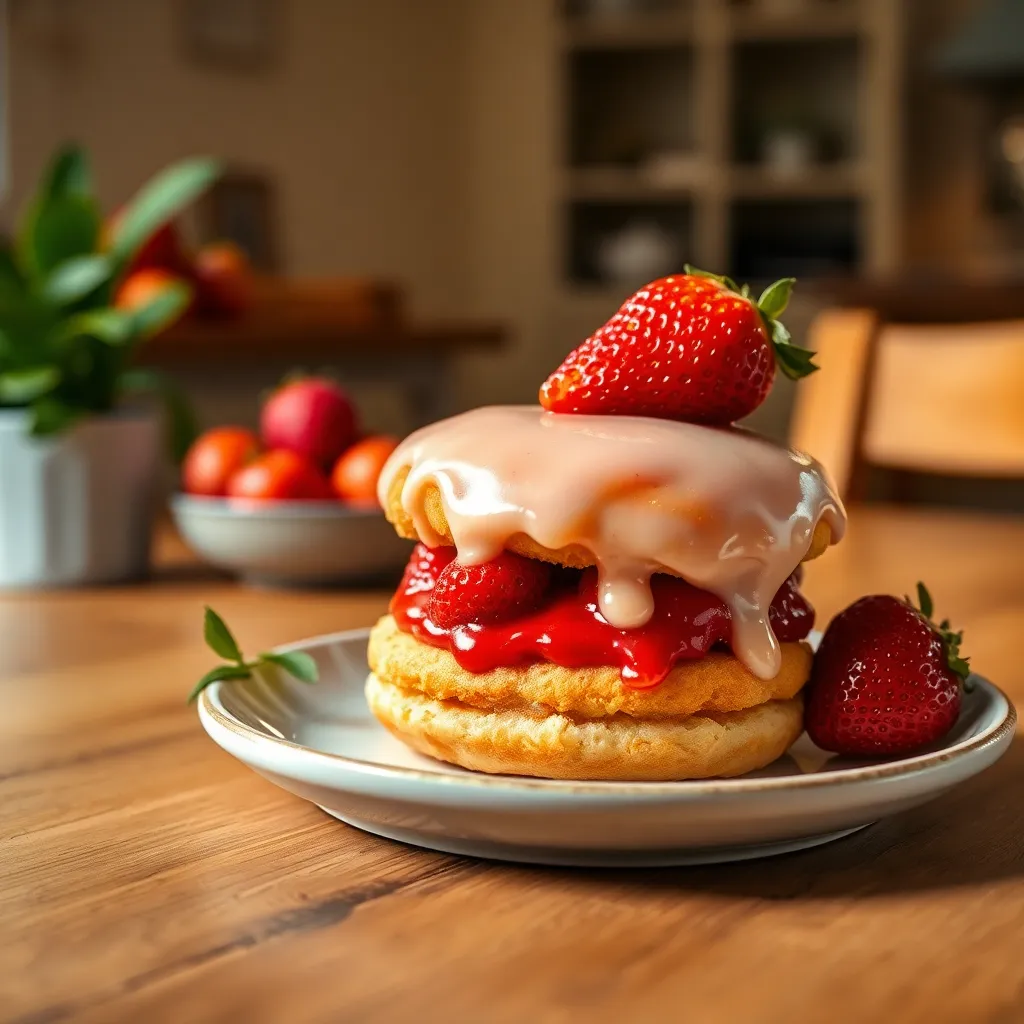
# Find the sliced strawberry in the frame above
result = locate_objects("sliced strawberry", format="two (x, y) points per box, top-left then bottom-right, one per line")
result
(540, 268), (816, 426)
(806, 583), (969, 756)
(395, 543), (456, 600)
(769, 572), (815, 642)
(428, 551), (552, 629)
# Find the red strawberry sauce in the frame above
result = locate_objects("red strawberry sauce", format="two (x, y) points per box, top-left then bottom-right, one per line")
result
(390, 550), (814, 688)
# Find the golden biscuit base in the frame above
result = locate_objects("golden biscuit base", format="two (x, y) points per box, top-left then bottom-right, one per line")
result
(366, 672), (804, 781)
(367, 616), (811, 780)
(369, 614), (810, 720)
(383, 465), (833, 570)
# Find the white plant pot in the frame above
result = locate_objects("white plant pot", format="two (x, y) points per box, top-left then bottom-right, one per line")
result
(0, 409), (161, 587)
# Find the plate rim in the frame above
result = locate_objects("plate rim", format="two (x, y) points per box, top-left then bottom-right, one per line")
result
(199, 627), (1017, 797)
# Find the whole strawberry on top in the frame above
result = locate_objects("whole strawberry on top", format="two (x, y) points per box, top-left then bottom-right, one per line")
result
(806, 583), (971, 757)
(540, 267), (817, 426)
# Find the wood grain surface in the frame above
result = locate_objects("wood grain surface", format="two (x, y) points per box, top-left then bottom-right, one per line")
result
(2, 507), (1023, 1024)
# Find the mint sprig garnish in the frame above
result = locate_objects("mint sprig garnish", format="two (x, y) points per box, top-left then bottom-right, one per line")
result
(683, 264), (818, 381)
(187, 606), (319, 704)
(905, 582), (972, 684)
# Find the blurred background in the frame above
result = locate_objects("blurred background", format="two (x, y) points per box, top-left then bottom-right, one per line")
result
(4, 0), (1022, 440)
(0, 0), (1019, 544)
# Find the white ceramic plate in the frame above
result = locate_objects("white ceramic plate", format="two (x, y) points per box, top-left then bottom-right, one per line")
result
(198, 629), (1016, 866)
(171, 495), (412, 586)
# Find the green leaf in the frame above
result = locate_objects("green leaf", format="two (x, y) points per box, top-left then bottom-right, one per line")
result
(53, 307), (134, 348)
(42, 145), (92, 200)
(683, 264), (740, 294)
(757, 277), (796, 321)
(259, 651), (319, 685)
(916, 582), (934, 620)
(187, 663), (252, 705)
(119, 367), (198, 463)
(43, 254), (113, 305)
(203, 606), (244, 663)
(128, 279), (192, 340)
(29, 396), (83, 436)
(18, 193), (101, 280)
(109, 158), (220, 274)
(0, 247), (24, 301)
(0, 366), (61, 404)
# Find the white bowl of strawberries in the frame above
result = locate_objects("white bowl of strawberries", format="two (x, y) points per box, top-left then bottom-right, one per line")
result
(172, 377), (412, 586)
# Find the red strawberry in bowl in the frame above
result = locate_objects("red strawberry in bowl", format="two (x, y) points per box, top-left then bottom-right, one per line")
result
(540, 268), (817, 426)
(805, 583), (971, 757)
(428, 552), (553, 629)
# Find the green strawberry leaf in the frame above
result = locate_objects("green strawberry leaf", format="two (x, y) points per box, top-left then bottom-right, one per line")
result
(203, 606), (244, 663)
(683, 267), (817, 381)
(187, 663), (253, 705)
(916, 581), (934, 620)
(683, 264), (741, 294)
(259, 650), (320, 685)
(908, 581), (971, 684)
(757, 277), (795, 321)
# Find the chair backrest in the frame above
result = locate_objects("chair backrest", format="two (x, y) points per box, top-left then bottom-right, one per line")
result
(790, 308), (1024, 499)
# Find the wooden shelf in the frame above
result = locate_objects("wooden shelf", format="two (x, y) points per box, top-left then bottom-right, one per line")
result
(728, 163), (866, 199)
(561, 13), (693, 50)
(728, 6), (865, 42)
(140, 278), (503, 367)
(563, 166), (703, 201)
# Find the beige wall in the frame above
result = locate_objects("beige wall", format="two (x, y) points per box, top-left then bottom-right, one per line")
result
(4, 0), (471, 319)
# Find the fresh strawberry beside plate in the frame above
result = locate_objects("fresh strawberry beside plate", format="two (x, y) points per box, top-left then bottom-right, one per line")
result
(806, 583), (971, 757)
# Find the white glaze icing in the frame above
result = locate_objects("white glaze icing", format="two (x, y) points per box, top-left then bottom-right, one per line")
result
(379, 406), (845, 679)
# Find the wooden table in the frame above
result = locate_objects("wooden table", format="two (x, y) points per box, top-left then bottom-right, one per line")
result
(2, 506), (1023, 1023)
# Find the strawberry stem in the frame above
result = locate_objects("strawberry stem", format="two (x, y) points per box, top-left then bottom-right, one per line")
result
(683, 265), (818, 381)
(907, 582), (972, 684)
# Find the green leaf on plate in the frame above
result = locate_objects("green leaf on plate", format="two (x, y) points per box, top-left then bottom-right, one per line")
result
(187, 663), (253, 705)
(260, 650), (320, 685)
(203, 606), (244, 663)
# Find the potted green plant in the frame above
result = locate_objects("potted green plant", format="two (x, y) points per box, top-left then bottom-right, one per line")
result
(0, 144), (220, 586)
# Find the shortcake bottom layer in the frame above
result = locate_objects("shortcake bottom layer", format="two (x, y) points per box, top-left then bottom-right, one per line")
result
(366, 672), (804, 781)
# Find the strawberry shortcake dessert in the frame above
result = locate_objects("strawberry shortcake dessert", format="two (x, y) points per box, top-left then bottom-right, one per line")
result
(367, 270), (847, 780)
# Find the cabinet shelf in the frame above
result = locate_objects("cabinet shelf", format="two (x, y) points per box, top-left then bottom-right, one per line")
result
(561, 13), (693, 50)
(727, 6), (865, 42)
(563, 166), (704, 201)
(728, 163), (865, 199)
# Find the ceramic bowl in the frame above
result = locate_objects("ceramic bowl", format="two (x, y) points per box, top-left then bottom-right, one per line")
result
(171, 494), (412, 586)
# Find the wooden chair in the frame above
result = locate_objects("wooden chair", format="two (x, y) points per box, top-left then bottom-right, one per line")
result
(789, 307), (1024, 500)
